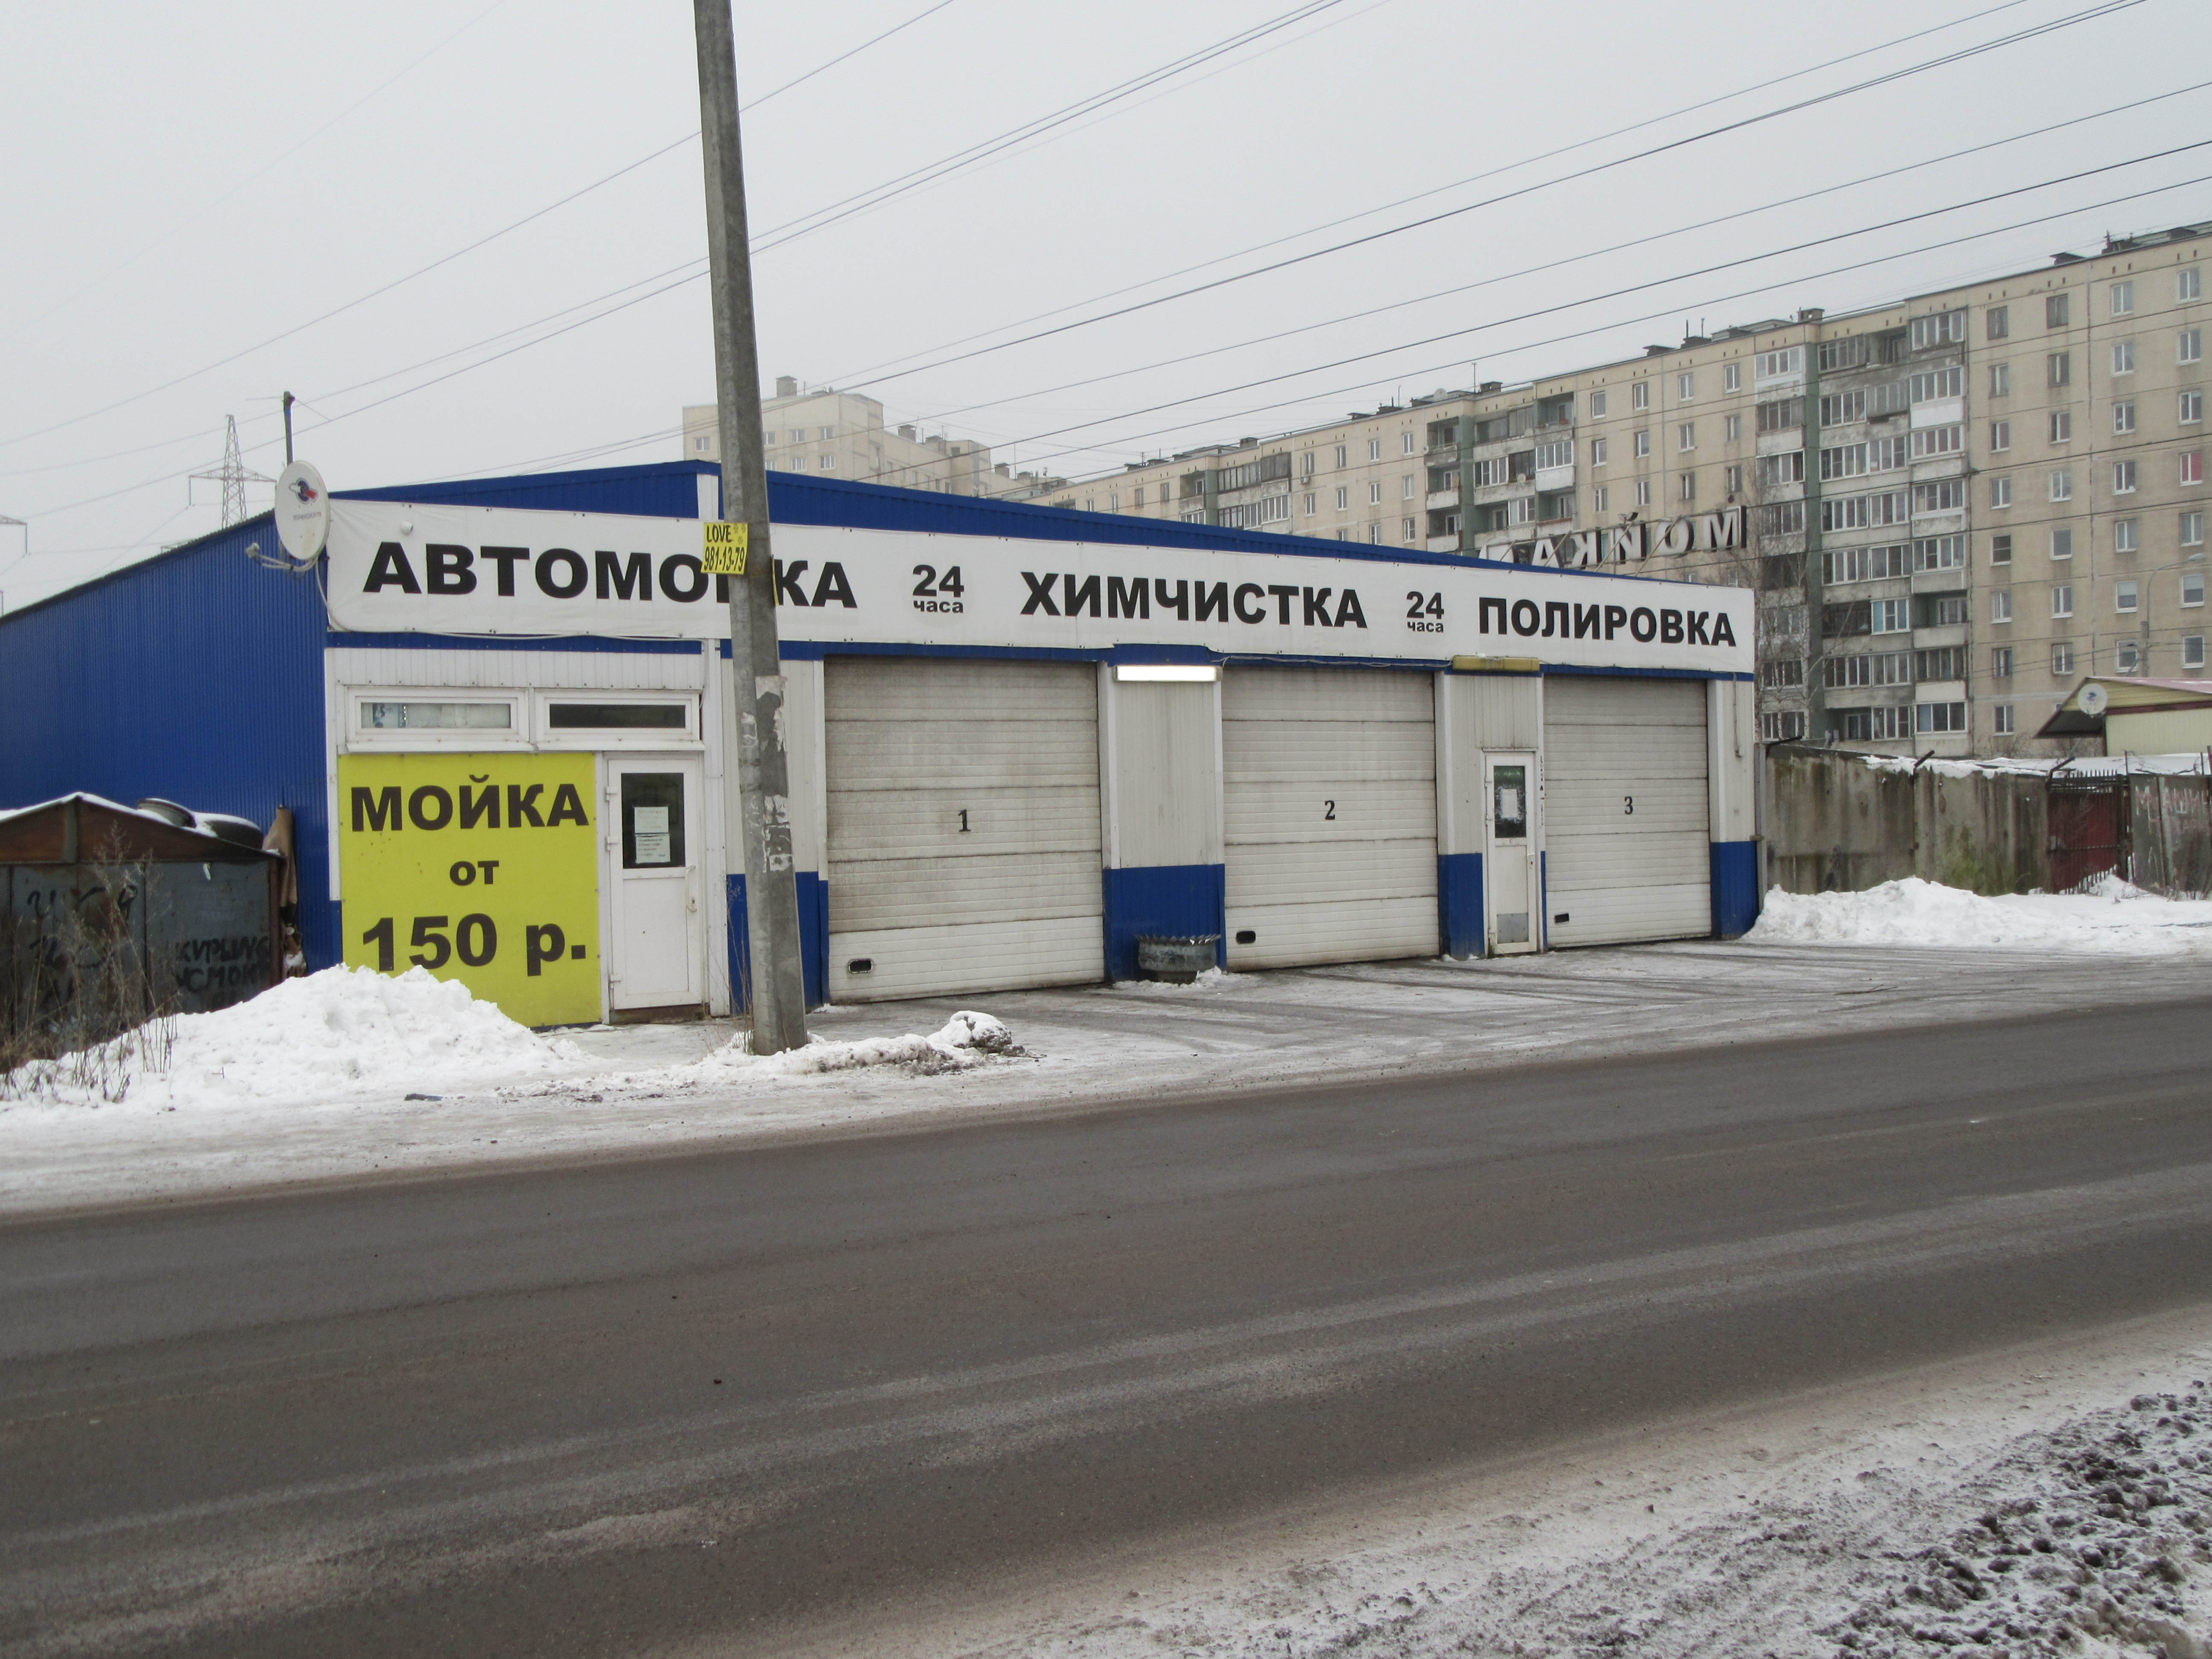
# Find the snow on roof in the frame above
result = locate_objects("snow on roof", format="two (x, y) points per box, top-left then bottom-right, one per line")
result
(1855, 751), (2210, 781)
(0, 792), (254, 842)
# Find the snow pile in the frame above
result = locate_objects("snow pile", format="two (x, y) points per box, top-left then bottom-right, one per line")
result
(1113, 966), (1247, 995)
(691, 1009), (1023, 1079)
(3, 966), (583, 1109)
(1749, 877), (2212, 953)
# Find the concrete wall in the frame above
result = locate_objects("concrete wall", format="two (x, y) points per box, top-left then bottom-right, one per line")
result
(1763, 745), (2049, 895)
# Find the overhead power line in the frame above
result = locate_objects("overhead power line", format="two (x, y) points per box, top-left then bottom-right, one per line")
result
(840, 0), (2149, 393)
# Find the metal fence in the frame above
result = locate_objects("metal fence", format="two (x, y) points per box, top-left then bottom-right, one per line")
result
(2126, 771), (2212, 899)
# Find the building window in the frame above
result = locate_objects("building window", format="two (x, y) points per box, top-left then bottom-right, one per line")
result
(1679, 472), (1697, 501)
(1334, 445), (1348, 468)
(2186, 511), (2206, 547)
(2112, 339), (2136, 376)
(1401, 432), (1417, 455)
(1989, 419), (2010, 452)
(2183, 267), (2204, 302)
(2114, 401), (2136, 436)
(2111, 280), (2135, 317)
(2049, 470), (2072, 502)
(1990, 362), (2011, 396)
(1632, 381), (1650, 410)
(1915, 702), (1968, 734)
(1368, 438), (1382, 461)
(1992, 645), (2014, 676)
(1991, 533), (2013, 565)
(1914, 534), (1966, 571)
(1990, 475), (2012, 508)
(1368, 480), (1382, 505)
(1724, 363), (1742, 392)
(1726, 464), (1743, 494)
(1634, 429), (1651, 457)
(1755, 347), (1802, 379)
(1909, 366), (1964, 402)
(2052, 585), (2074, 619)
(1401, 474), (1416, 499)
(1872, 598), (1910, 634)
(2116, 579), (2139, 612)
(1992, 590), (2014, 623)
(2048, 352), (2071, 388)
(2186, 635), (2207, 671)
(819, 453), (836, 469)
(2047, 293), (2070, 329)
(1723, 413), (1741, 442)
(1678, 422), (1696, 452)
(2116, 518), (2139, 553)
(1367, 523), (1381, 543)
(2053, 643), (2074, 675)
(2114, 460), (2138, 495)
(2183, 391), (2204, 425)
(2049, 410), (2072, 444)
(1302, 492), (1316, 515)
(1590, 390), (1608, 417)
(2184, 571), (2206, 608)
(1987, 305), (2010, 340)
(1910, 309), (1967, 349)
(1636, 478), (1653, 507)
(1335, 486), (1349, 510)
(1761, 711), (1808, 742)
(1678, 372), (1695, 400)
(1592, 486), (1609, 513)
(1403, 517), (1416, 540)
(1590, 437), (1608, 466)
(1913, 480), (1965, 513)
(2183, 329), (2205, 366)
(2117, 640), (2141, 674)
(2053, 527), (2075, 559)
(1994, 704), (2017, 735)
(2185, 451), (2206, 486)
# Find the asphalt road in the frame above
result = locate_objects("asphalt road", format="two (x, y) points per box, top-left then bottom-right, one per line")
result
(5, 999), (2211, 1657)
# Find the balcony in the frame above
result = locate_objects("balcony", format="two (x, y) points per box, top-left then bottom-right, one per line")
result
(1426, 533), (1463, 554)
(1912, 624), (1969, 650)
(1917, 678), (1968, 702)
(1425, 488), (1460, 511)
(1910, 565), (1969, 594)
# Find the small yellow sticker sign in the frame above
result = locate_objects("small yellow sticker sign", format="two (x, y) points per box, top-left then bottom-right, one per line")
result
(338, 752), (601, 1027)
(701, 520), (748, 575)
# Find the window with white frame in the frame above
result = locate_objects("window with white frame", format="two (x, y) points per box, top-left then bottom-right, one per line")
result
(1909, 366), (1965, 402)
(1726, 464), (1743, 493)
(2114, 401), (2136, 435)
(1991, 475), (2013, 508)
(2187, 635), (2208, 671)
(1990, 362), (2011, 396)
(2114, 460), (2138, 494)
(1534, 438), (1572, 470)
(1914, 480), (1965, 513)
(1634, 429), (1651, 457)
(1401, 432), (1416, 454)
(1403, 518), (1416, 540)
(2111, 280), (2135, 317)
(1365, 438), (1380, 461)
(1724, 363), (1742, 392)
(2052, 585), (2075, 618)
(1910, 310), (1968, 349)
(2183, 329), (2205, 366)
(1912, 424), (1964, 459)
(1368, 480), (1382, 505)
(1991, 533), (2013, 565)
(2116, 518), (2138, 553)
(2113, 339), (2136, 375)
(543, 697), (697, 739)
(2053, 527), (2075, 559)
(2185, 451), (2206, 486)
(1678, 372), (1695, 400)
(2116, 579), (2139, 612)
(1366, 523), (1381, 543)
(1755, 346), (1802, 379)
(2049, 470), (2073, 502)
(1303, 492), (1316, 515)
(1679, 472), (1696, 501)
(1993, 646), (2014, 677)
(1335, 486), (1348, 509)
(1334, 445), (1348, 468)
(1987, 305), (2010, 340)
(2183, 267), (2204, 302)
(1872, 598), (1910, 634)
(2116, 640), (2141, 674)
(1636, 478), (1653, 507)
(1914, 534), (1966, 571)
(1915, 701), (1968, 734)
(2185, 570), (2206, 608)
(2047, 293), (2071, 329)
(2049, 352), (2071, 388)
(1724, 412), (1742, 441)
(2052, 643), (2074, 674)
(358, 699), (515, 736)
(2049, 410), (2072, 444)
(1401, 474), (1416, 499)
(1677, 422), (1696, 452)
(1590, 390), (1608, 417)
(2188, 510), (2207, 547)
(1992, 590), (2013, 623)
(2183, 391), (2204, 425)
(1821, 443), (1867, 480)
(1592, 485), (1609, 513)
(1632, 380), (1650, 410)
(1994, 705), (2017, 735)
(1591, 437), (1608, 466)
(1989, 419), (2011, 452)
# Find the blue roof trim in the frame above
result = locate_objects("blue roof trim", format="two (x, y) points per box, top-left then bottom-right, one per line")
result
(326, 632), (702, 655)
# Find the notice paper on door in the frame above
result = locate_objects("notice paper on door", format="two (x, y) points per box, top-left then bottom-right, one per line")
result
(632, 805), (672, 865)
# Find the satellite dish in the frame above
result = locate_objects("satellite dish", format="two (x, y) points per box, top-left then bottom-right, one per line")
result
(2080, 682), (2110, 717)
(273, 460), (330, 563)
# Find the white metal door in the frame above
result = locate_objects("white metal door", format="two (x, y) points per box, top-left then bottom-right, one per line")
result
(825, 656), (1103, 1002)
(1223, 666), (1437, 970)
(606, 756), (706, 1013)
(1541, 677), (1710, 947)
(1483, 751), (1539, 955)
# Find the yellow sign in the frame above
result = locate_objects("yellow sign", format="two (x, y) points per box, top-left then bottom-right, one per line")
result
(701, 520), (748, 575)
(338, 752), (600, 1027)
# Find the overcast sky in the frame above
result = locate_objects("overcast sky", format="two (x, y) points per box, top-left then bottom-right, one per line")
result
(0, 0), (2201, 608)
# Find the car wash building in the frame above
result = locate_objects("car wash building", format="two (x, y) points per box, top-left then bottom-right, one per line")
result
(0, 461), (1756, 1023)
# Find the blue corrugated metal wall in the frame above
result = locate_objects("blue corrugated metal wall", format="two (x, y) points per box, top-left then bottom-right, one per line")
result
(0, 515), (335, 960)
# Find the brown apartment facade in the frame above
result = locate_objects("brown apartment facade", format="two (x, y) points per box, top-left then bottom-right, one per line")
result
(1058, 224), (2212, 757)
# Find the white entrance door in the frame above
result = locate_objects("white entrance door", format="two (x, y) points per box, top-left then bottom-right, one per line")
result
(1222, 666), (1438, 970)
(1541, 677), (1711, 947)
(606, 756), (706, 1015)
(1483, 751), (1539, 955)
(825, 656), (1104, 1003)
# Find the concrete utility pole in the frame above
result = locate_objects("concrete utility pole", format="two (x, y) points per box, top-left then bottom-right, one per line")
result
(693, 0), (808, 1054)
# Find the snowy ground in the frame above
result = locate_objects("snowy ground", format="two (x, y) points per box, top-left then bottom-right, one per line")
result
(867, 1308), (2212, 1659)
(5, 878), (2212, 1215)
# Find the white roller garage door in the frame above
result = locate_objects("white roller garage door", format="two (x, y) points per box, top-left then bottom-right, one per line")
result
(1223, 666), (1437, 970)
(826, 656), (1103, 1001)
(1541, 676), (1710, 947)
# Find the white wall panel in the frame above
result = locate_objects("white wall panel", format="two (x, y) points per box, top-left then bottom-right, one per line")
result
(328, 646), (706, 691)
(1106, 677), (1220, 870)
(1542, 676), (1710, 947)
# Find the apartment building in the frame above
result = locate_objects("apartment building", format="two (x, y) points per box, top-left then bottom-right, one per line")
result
(1059, 223), (2212, 757)
(681, 378), (1065, 501)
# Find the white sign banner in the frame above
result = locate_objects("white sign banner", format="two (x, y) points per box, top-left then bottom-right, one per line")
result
(326, 501), (1753, 675)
